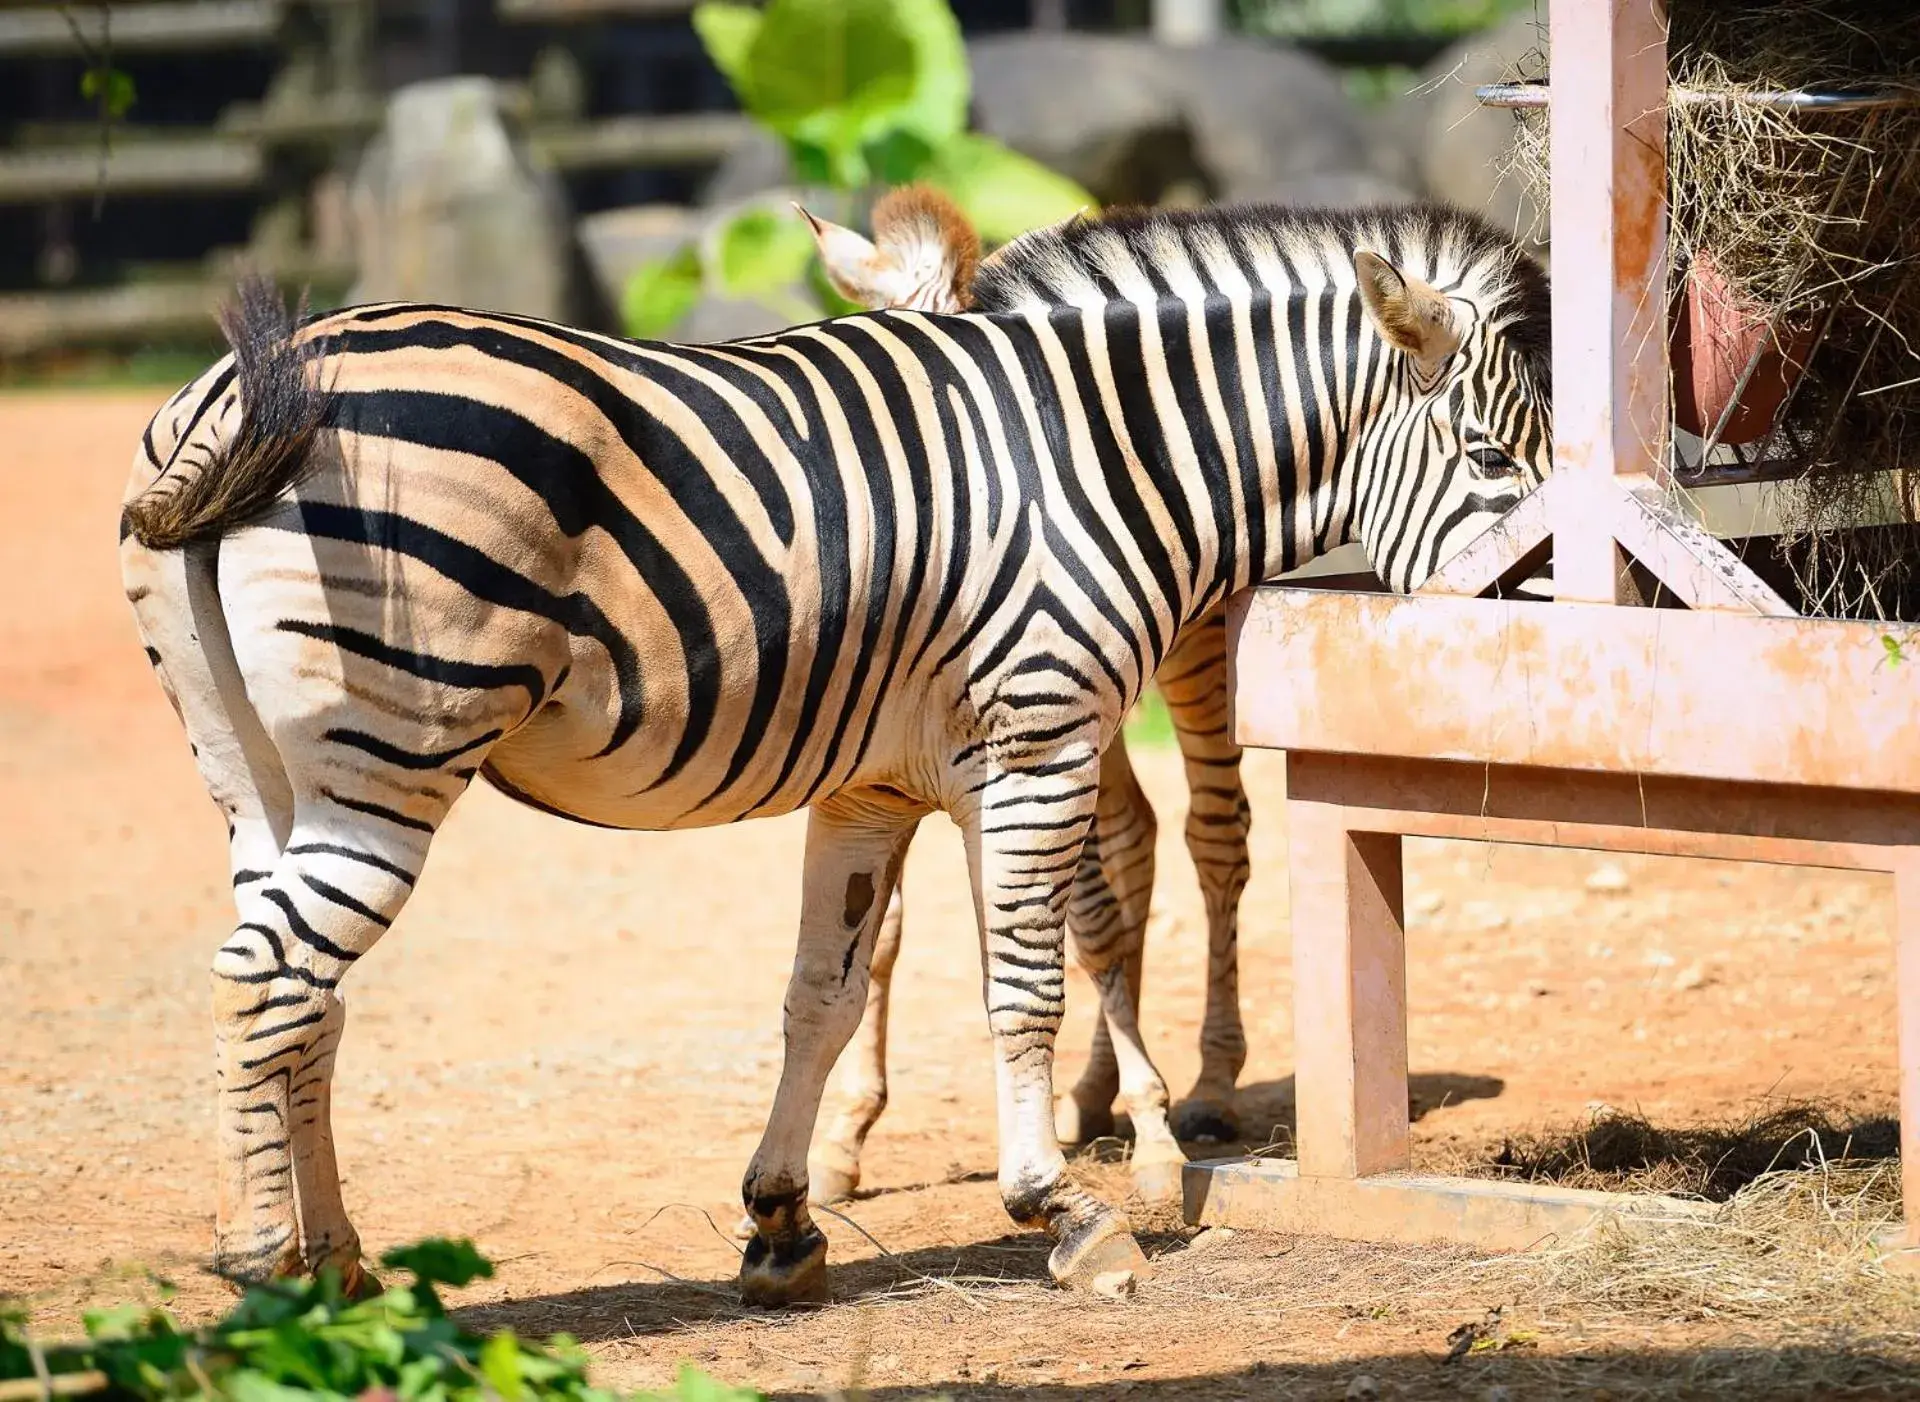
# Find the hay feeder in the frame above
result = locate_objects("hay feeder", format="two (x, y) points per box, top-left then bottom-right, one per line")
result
(1183, 0), (1920, 1272)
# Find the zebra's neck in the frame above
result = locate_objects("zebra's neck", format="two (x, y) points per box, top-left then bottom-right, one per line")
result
(1019, 265), (1384, 632)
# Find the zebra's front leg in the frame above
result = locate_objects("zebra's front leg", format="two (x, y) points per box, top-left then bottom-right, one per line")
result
(963, 755), (1147, 1290)
(1157, 611), (1250, 1143)
(1056, 738), (1156, 1148)
(740, 795), (918, 1307)
(808, 868), (906, 1205)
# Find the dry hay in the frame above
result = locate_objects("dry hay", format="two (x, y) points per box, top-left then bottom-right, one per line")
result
(1484, 1099), (1901, 1200)
(1509, 1), (1920, 618)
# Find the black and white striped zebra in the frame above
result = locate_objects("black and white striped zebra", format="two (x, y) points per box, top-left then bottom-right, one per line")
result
(120, 198), (1551, 1305)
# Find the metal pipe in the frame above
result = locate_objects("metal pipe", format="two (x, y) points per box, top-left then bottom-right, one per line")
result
(1477, 82), (1920, 111)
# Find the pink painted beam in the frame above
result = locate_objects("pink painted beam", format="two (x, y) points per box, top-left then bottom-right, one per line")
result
(1549, 0), (1671, 603)
(1229, 588), (1918, 793)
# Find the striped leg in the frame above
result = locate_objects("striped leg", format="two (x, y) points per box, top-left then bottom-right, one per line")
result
(1158, 609), (1250, 1142)
(213, 822), (422, 1290)
(807, 869), (906, 1206)
(963, 756), (1146, 1288)
(1055, 739), (1157, 1148)
(740, 794), (918, 1306)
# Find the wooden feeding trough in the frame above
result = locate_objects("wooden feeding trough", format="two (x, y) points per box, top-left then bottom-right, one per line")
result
(1182, 0), (1920, 1267)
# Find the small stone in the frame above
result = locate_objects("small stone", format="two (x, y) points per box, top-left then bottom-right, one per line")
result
(1674, 962), (1712, 991)
(1486, 1387), (1513, 1402)
(1344, 1375), (1380, 1401)
(1410, 890), (1446, 918)
(1188, 1226), (1235, 1252)
(1093, 1268), (1137, 1300)
(1526, 979), (1551, 997)
(1585, 863), (1631, 894)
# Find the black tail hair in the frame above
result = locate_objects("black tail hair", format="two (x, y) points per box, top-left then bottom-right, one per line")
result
(124, 275), (327, 551)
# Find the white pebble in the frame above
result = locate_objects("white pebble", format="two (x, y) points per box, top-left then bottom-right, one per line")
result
(1585, 863), (1631, 894)
(1345, 1375), (1379, 1402)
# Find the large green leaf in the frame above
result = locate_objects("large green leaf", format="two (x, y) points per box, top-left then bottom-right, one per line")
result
(691, 3), (761, 90)
(714, 209), (817, 297)
(918, 133), (1094, 247)
(621, 245), (704, 340)
(728, 0), (968, 187)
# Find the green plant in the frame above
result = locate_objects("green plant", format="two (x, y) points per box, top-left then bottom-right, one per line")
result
(622, 0), (1094, 338)
(0, 1240), (758, 1402)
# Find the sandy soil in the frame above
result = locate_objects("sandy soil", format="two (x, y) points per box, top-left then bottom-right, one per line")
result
(0, 390), (1904, 1398)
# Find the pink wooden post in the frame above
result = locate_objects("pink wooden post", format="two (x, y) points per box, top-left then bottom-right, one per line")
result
(1549, 0), (1669, 603)
(1288, 806), (1408, 1179)
(1898, 862), (1920, 1258)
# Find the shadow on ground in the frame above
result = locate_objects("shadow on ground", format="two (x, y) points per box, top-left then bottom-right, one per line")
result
(774, 1347), (1920, 1401)
(1228, 1071), (1507, 1149)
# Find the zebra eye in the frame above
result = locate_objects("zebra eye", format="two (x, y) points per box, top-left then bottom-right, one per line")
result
(1468, 444), (1519, 478)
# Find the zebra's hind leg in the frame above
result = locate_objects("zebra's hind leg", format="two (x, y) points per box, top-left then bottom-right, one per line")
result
(808, 867), (907, 1206)
(740, 793), (919, 1307)
(211, 820), (426, 1292)
(1055, 738), (1157, 1149)
(962, 754), (1147, 1291)
(1157, 610), (1251, 1144)
(1058, 739), (1183, 1201)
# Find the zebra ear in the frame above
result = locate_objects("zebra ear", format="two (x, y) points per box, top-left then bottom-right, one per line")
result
(796, 204), (916, 310)
(1354, 250), (1462, 366)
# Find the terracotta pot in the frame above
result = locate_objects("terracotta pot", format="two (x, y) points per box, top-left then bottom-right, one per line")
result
(1670, 251), (1819, 445)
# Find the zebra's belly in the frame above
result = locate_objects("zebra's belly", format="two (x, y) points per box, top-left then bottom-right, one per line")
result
(477, 694), (832, 832)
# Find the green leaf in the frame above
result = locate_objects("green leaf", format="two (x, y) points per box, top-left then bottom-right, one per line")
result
(636, 1364), (765, 1402)
(733, 0), (967, 185)
(82, 1304), (153, 1341)
(714, 210), (817, 298)
(79, 67), (136, 120)
(917, 133), (1094, 246)
(621, 245), (704, 340)
(478, 1330), (524, 1402)
(691, 3), (761, 91)
(376, 1239), (493, 1291)
(1883, 633), (1905, 666)
(865, 128), (936, 186)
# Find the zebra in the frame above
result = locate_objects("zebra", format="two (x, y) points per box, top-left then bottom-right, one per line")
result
(120, 197), (1552, 1308)
(796, 188), (1248, 1208)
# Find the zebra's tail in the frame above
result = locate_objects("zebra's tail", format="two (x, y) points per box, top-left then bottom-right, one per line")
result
(123, 275), (329, 551)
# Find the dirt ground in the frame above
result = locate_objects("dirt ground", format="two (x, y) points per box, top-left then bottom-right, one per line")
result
(1, 391), (1907, 1398)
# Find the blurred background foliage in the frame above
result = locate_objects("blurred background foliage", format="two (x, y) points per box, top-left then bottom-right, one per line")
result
(623, 0), (1093, 337)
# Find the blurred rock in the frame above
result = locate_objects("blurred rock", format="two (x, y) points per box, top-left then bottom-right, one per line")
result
(702, 33), (1374, 214)
(1262, 170), (1417, 211)
(1407, 14), (1549, 252)
(575, 203), (697, 319)
(969, 33), (1368, 207)
(349, 77), (583, 322)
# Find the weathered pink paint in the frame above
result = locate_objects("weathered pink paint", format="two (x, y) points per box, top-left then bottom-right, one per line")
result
(1549, 0), (1670, 605)
(1287, 805), (1408, 1179)
(1230, 590), (1908, 793)
(1899, 861), (1920, 1260)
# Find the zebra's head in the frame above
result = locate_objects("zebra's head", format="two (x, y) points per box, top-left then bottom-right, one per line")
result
(1344, 224), (1552, 594)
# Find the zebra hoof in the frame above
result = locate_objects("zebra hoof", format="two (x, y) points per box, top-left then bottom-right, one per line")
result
(806, 1161), (859, 1207)
(340, 1263), (385, 1302)
(738, 1227), (829, 1308)
(1049, 1214), (1149, 1294)
(1171, 1098), (1241, 1144)
(1129, 1155), (1185, 1204)
(1055, 1095), (1117, 1148)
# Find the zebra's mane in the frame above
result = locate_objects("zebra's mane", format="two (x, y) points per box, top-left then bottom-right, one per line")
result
(972, 200), (1551, 388)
